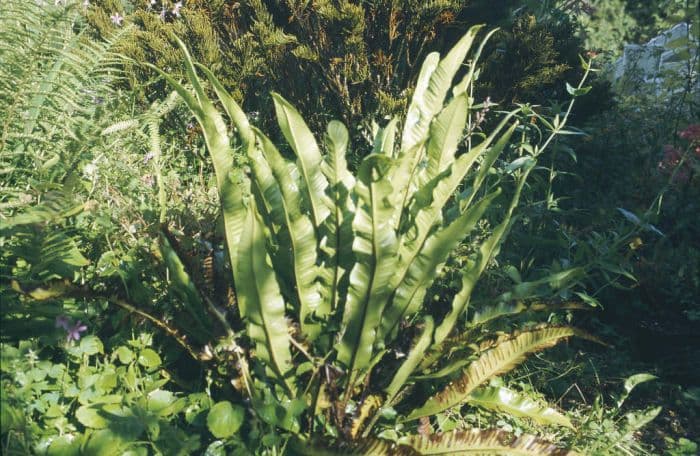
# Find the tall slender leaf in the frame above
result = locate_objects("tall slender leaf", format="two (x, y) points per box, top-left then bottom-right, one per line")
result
(336, 155), (399, 388)
(256, 130), (324, 340)
(319, 121), (355, 314)
(236, 208), (295, 396)
(272, 93), (330, 228)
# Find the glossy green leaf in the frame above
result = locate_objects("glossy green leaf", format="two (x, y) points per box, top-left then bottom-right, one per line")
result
(137, 348), (162, 369)
(337, 155), (399, 387)
(255, 129), (324, 340)
(272, 92), (330, 228)
(407, 326), (579, 420)
(319, 120), (355, 314)
(236, 207), (295, 395)
(207, 401), (245, 439)
(380, 189), (501, 342)
(468, 386), (574, 428)
(402, 428), (580, 455)
(79, 336), (103, 356)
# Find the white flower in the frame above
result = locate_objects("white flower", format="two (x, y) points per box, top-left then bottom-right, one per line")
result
(172, 1), (183, 17)
(83, 163), (98, 179)
(110, 12), (124, 26)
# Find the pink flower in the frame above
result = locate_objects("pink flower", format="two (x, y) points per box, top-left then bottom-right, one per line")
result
(679, 124), (700, 142)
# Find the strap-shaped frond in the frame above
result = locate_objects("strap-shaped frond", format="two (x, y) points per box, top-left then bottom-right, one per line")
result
(470, 299), (589, 327)
(373, 118), (399, 156)
(272, 93), (330, 229)
(435, 158), (535, 344)
(336, 155), (399, 386)
(319, 121), (356, 313)
(388, 119), (519, 338)
(288, 437), (416, 456)
(406, 326), (578, 420)
(379, 190), (501, 343)
(403, 428), (579, 455)
(154, 39), (250, 295)
(468, 386), (574, 429)
(391, 26), (499, 229)
(400, 26), (484, 152)
(294, 429), (578, 455)
(422, 94), (469, 184)
(256, 130), (324, 340)
(236, 208), (295, 396)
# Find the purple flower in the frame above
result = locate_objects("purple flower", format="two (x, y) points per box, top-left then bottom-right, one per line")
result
(110, 12), (124, 26)
(55, 315), (70, 330)
(66, 320), (88, 342)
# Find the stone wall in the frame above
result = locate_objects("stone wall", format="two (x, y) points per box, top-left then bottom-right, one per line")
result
(612, 22), (699, 94)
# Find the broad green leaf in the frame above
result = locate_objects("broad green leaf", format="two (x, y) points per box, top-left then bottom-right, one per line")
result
(407, 326), (578, 420)
(158, 39), (249, 301)
(79, 336), (103, 356)
(47, 435), (80, 456)
(402, 428), (580, 455)
(272, 93), (330, 228)
(470, 299), (589, 327)
(372, 118), (398, 156)
(319, 120), (355, 314)
(83, 429), (129, 456)
(391, 27), (500, 231)
(380, 190), (501, 342)
(337, 155), (399, 387)
(390, 119), (518, 327)
(236, 207), (295, 396)
(76, 405), (109, 429)
(207, 401), (245, 439)
(468, 386), (574, 428)
(423, 93), (469, 183)
(114, 346), (134, 364)
(256, 129), (323, 340)
(401, 25), (484, 152)
(138, 348), (162, 369)
(618, 373), (657, 407)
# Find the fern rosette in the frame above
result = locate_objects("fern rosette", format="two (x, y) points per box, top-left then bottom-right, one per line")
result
(149, 25), (592, 455)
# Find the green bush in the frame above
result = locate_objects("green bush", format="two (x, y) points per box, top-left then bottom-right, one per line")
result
(85, 1), (595, 155)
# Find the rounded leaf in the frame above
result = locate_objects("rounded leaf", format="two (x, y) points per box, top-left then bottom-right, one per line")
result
(207, 401), (244, 438)
(80, 336), (103, 356)
(137, 348), (161, 368)
(114, 346), (134, 364)
(75, 405), (109, 429)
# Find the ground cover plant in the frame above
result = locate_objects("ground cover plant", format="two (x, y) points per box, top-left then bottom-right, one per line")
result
(1, 1), (698, 455)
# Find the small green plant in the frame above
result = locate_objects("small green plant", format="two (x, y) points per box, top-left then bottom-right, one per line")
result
(0, 334), (252, 455)
(147, 25), (600, 454)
